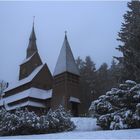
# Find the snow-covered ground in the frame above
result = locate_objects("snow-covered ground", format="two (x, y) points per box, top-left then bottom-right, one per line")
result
(0, 117), (140, 139)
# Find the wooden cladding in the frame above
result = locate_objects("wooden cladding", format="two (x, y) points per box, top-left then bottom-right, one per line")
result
(54, 72), (79, 86)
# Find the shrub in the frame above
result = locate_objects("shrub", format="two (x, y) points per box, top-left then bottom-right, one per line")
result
(89, 80), (140, 130)
(46, 105), (76, 133)
(0, 106), (75, 136)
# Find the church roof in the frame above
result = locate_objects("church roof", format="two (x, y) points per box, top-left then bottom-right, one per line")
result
(53, 34), (80, 76)
(4, 64), (44, 92)
(21, 52), (36, 65)
(26, 23), (38, 58)
(29, 23), (36, 41)
(1, 101), (46, 111)
(0, 88), (52, 108)
(69, 96), (80, 103)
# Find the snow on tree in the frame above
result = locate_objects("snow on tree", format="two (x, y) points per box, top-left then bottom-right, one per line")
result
(46, 105), (76, 133)
(0, 106), (75, 136)
(89, 80), (140, 130)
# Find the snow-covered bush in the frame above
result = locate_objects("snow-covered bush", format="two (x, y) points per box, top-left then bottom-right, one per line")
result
(14, 108), (49, 135)
(89, 80), (140, 130)
(0, 108), (49, 136)
(0, 109), (20, 136)
(47, 105), (76, 133)
(0, 106), (75, 136)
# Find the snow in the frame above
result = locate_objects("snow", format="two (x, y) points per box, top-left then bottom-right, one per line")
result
(4, 100), (46, 111)
(125, 80), (136, 85)
(0, 88), (52, 105)
(21, 52), (36, 65)
(69, 96), (80, 103)
(1, 117), (140, 139)
(71, 117), (101, 131)
(4, 64), (44, 92)
(53, 35), (80, 76)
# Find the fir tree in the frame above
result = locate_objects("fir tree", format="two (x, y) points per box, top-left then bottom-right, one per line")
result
(116, 1), (140, 82)
(76, 56), (97, 113)
(96, 63), (110, 97)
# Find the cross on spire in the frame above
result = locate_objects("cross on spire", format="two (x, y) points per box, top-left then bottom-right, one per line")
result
(33, 16), (35, 26)
(64, 30), (68, 40)
(65, 30), (67, 35)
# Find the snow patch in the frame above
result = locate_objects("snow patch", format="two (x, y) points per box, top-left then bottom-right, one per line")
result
(0, 88), (52, 105)
(4, 64), (44, 92)
(71, 117), (101, 131)
(21, 52), (36, 65)
(69, 96), (80, 103)
(5, 100), (46, 111)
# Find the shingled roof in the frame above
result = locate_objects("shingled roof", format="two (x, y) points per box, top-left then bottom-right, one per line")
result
(53, 33), (80, 76)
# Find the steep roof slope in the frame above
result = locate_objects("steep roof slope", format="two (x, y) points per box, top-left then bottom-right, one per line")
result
(53, 34), (80, 76)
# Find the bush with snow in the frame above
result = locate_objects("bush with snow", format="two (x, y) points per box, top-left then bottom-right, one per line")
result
(47, 105), (75, 133)
(89, 80), (140, 130)
(0, 106), (75, 136)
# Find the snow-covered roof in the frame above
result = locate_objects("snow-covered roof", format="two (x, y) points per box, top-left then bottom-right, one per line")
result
(0, 88), (52, 105)
(53, 35), (80, 76)
(69, 96), (80, 103)
(5, 100), (46, 111)
(21, 52), (36, 65)
(4, 64), (44, 92)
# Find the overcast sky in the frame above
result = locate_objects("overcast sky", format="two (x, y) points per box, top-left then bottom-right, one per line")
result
(0, 1), (128, 82)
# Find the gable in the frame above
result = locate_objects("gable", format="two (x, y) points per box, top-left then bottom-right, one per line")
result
(32, 63), (53, 90)
(19, 52), (42, 80)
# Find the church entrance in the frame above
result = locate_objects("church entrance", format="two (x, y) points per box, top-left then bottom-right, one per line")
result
(71, 102), (78, 117)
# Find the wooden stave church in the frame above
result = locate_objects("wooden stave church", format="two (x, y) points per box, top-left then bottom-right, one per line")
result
(0, 23), (81, 116)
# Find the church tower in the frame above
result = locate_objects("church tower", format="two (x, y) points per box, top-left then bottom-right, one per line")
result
(1, 21), (53, 114)
(19, 22), (42, 80)
(52, 32), (81, 116)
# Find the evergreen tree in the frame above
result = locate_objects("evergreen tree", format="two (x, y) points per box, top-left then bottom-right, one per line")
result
(76, 56), (97, 114)
(109, 59), (121, 87)
(96, 63), (110, 97)
(116, 1), (140, 82)
(89, 80), (140, 130)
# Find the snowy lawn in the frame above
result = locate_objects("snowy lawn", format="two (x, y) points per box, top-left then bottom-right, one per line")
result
(0, 117), (140, 139)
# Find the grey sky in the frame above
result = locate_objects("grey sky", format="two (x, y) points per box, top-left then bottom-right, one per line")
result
(0, 1), (128, 82)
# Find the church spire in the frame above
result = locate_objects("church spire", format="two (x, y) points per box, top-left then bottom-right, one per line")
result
(53, 31), (80, 76)
(26, 17), (38, 58)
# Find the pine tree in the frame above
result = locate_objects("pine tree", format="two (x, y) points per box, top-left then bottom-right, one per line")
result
(116, 1), (140, 82)
(109, 59), (121, 86)
(76, 56), (97, 114)
(96, 63), (110, 97)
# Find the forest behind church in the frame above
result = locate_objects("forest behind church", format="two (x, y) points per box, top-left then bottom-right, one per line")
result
(75, 56), (121, 113)
(76, 1), (140, 113)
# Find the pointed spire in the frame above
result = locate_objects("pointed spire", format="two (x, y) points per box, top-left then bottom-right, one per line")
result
(64, 30), (67, 39)
(26, 17), (38, 58)
(53, 32), (80, 76)
(29, 16), (36, 41)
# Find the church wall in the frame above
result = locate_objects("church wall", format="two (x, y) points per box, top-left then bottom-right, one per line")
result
(52, 73), (68, 109)
(32, 64), (53, 90)
(19, 52), (42, 80)
(4, 83), (31, 98)
(52, 72), (81, 116)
